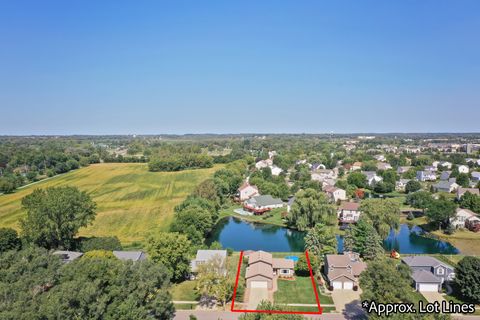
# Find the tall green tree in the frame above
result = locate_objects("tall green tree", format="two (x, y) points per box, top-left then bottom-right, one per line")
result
(346, 219), (384, 260)
(286, 189), (336, 231)
(405, 180), (421, 193)
(20, 186), (96, 249)
(426, 198), (457, 230)
(0, 228), (21, 252)
(192, 179), (220, 207)
(347, 172), (367, 188)
(146, 232), (192, 282)
(195, 255), (234, 309)
(360, 258), (414, 304)
(304, 223), (337, 262)
(43, 257), (174, 319)
(170, 206), (214, 245)
(0, 247), (63, 319)
(456, 173), (470, 188)
(359, 198), (400, 238)
(459, 192), (480, 213)
(454, 256), (480, 303)
(406, 191), (433, 213)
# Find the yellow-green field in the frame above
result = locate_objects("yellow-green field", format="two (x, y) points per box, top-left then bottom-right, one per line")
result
(0, 163), (221, 244)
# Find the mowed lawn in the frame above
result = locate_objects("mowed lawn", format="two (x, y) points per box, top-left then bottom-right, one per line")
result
(274, 276), (318, 304)
(0, 163), (221, 244)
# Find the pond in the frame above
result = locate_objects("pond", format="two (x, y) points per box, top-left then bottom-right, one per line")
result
(207, 217), (460, 254)
(383, 224), (459, 254)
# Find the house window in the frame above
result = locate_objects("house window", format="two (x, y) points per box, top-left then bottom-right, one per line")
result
(437, 267), (444, 275)
(281, 269), (289, 274)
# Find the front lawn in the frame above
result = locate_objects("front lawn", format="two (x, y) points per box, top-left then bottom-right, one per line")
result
(170, 280), (199, 301)
(274, 276), (323, 304)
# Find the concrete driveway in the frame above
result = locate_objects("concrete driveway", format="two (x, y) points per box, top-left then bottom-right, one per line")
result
(247, 288), (269, 310)
(331, 289), (366, 319)
(421, 291), (445, 303)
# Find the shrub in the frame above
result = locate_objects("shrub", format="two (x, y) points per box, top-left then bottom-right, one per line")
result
(0, 228), (21, 252)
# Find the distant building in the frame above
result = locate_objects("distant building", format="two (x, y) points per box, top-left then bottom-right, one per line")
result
(237, 182), (259, 201)
(416, 170), (436, 182)
(450, 208), (480, 229)
(351, 162), (363, 171)
(53, 251), (83, 263)
(396, 179), (411, 191)
(456, 188), (480, 200)
(376, 162), (392, 171)
(337, 201), (361, 223)
(113, 251), (147, 262)
(324, 186), (347, 203)
(458, 165), (469, 174)
(362, 171), (383, 187)
(255, 159), (273, 170)
(440, 171), (452, 181)
(270, 165), (283, 176)
(397, 166), (411, 174)
(244, 195), (284, 215)
(433, 181), (459, 193)
(190, 250), (227, 275)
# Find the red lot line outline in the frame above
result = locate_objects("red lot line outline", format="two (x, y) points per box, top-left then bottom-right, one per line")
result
(230, 250), (323, 315)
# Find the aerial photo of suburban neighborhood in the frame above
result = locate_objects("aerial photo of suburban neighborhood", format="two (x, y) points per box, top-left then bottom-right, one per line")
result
(1, 1), (480, 320)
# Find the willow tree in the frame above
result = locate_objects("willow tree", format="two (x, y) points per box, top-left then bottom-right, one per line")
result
(359, 198), (400, 239)
(286, 188), (336, 231)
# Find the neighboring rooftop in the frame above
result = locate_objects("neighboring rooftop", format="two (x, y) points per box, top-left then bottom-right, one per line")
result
(402, 256), (452, 269)
(53, 250), (83, 263)
(246, 195), (283, 207)
(339, 201), (360, 211)
(412, 270), (442, 283)
(113, 251), (147, 262)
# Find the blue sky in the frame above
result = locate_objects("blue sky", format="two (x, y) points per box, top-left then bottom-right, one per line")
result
(0, 1), (479, 134)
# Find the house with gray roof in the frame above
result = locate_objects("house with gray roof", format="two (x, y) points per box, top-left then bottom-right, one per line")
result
(324, 252), (367, 290)
(416, 170), (436, 182)
(190, 250), (227, 275)
(113, 251), (147, 262)
(362, 171), (383, 187)
(433, 180), (459, 193)
(471, 171), (480, 183)
(402, 256), (455, 292)
(53, 250), (83, 263)
(243, 195), (284, 215)
(440, 171), (452, 181)
(411, 270), (443, 292)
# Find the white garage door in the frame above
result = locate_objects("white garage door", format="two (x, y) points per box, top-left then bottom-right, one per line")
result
(343, 281), (354, 290)
(251, 281), (268, 288)
(332, 281), (342, 289)
(418, 283), (439, 292)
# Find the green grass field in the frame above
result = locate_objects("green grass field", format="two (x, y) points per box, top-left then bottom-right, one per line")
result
(0, 163), (221, 244)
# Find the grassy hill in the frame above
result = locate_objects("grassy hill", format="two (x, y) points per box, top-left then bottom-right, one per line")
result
(0, 163), (221, 244)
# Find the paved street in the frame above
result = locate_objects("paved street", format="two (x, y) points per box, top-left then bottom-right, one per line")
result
(174, 310), (350, 319)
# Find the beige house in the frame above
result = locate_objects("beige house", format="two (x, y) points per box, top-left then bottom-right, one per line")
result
(456, 188), (480, 200)
(450, 208), (479, 229)
(324, 186), (347, 203)
(324, 252), (366, 290)
(337, 201), (361, 223)
(245, 251), (294, 289)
